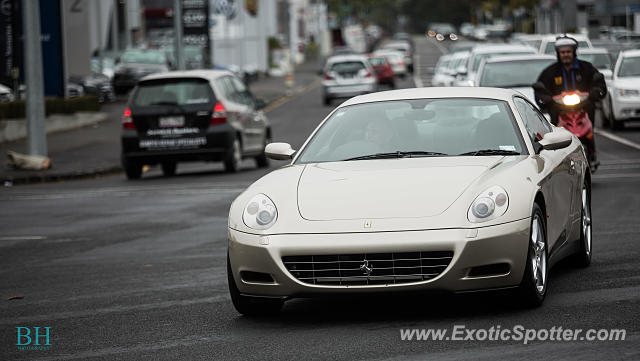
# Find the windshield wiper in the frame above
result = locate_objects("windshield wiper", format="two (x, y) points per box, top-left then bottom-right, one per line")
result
(344, 151), (448, 161)
(459, 149), (522, 156)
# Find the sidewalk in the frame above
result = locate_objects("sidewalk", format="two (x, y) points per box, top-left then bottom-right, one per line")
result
(0, 62), (320, 185)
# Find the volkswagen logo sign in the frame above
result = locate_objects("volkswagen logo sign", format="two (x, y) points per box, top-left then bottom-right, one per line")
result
(213, 0), (237, 20)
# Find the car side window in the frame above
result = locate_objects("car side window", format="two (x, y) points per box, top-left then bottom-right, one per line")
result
(215, 76), (236, 101)
(230, 76), (254, 107)
(514, 97), (551, 143)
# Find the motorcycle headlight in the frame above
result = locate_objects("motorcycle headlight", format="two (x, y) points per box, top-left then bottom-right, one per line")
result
(468, 186), (509, 223)
(617, 89), (639, 97)
(243, 194), (278, 230)
(562, 93), (581, 106)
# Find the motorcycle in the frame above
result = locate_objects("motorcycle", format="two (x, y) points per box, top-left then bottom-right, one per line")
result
(552, 90), (598, 172)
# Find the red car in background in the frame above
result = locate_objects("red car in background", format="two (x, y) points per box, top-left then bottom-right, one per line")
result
(367, 55), (396, 88)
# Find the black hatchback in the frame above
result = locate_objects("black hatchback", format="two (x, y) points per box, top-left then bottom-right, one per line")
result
(121, 70), (271, 179)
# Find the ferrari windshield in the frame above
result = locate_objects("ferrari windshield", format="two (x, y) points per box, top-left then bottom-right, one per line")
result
(296, 98), (527, 163)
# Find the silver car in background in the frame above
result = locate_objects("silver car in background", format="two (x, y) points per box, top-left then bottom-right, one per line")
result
(322, 55), (377, 106)
(380, 40), (414, 73)
(456, 44), (537, 87)
(475, 54), (556, 104)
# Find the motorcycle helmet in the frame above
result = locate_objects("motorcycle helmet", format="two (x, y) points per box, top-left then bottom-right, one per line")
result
(554, 35), (579, 62)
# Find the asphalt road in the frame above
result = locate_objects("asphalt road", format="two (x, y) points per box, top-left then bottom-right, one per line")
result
(1, 38), (640, 360)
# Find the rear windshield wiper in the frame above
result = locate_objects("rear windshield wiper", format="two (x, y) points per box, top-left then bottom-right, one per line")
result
(458, 149), (522, 156)
(345, 151), (448, 161)
(147, 101), (186, 112)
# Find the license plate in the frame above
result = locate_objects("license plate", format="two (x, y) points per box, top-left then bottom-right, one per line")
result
(159, 116), (185, 128)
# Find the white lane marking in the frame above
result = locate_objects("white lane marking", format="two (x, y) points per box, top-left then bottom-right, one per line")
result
(0, 236), (46, 241)
(595, 128), (640, 151)
(599, 158), (640, 165)
(593, 172), (640, 179)
(413, 53), (423, 88)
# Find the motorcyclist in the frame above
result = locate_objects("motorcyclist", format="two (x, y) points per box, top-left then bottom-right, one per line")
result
(534, 35), (607, 126)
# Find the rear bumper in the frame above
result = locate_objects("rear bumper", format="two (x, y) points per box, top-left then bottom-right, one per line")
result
(323, 81), (377, 98)
(121, 124), (235, 164)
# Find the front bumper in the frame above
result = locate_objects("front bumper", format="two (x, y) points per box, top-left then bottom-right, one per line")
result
(612, 96), (640, 120)
(228, 218), (530, 298)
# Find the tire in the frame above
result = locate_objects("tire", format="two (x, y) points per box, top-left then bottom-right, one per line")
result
(323, 95), (331, 106)
(227, 255), (283, 316)
(610, 99), (624, 130)
(224, 137), (242, 173)
(574, 181), (592, 267)
(254, 134), (271, 168)
(517, 203), (548, 308)
(123, 158), (142, 180)
(161, 161), (177, 177)
(390, 81), (396, 89)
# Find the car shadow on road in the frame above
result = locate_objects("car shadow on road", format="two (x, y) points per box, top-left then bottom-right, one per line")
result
(230, 289), (536, 326)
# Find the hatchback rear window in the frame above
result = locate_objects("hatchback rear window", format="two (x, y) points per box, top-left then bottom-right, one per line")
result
(330, 61), (366, 73)
(368, 57), (387, 66)
(133, 78), (214, 107)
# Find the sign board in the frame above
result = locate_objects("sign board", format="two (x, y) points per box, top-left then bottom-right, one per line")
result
(0, 0), (19, 88)
(182, 0), (210, 67)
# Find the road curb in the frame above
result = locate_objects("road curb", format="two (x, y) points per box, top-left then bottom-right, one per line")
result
(2, 165), (123, 186)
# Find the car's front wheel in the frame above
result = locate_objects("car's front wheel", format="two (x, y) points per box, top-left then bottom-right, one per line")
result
(610, 99), (625, 130)
(574, 182), (592, 267)
(517, 203), (548, 307)
(227, 256), (283, 316)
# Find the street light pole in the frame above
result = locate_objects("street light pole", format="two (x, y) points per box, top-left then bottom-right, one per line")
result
(173, 0), (184, 70)
(23, 0), (47, 157)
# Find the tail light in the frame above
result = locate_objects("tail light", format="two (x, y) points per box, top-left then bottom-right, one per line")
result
(122, 107), (135, 130)
(210, 101), (227, 125)
(398, 60), (405, 66)
(364, 70), (372, 78)
(324, 72), (334, 80)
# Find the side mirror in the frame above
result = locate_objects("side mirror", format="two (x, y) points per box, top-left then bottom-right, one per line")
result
(265, 142), (296, 160)
(538, 129), (573, 152)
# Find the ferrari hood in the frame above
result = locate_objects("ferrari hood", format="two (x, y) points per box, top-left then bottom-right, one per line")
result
(297, 157), (502, 221)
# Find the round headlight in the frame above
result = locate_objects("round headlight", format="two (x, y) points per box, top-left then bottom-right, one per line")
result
(243, 194), (278, 230)
(468, 186), (509, 223)
(472, 197), (495, 218)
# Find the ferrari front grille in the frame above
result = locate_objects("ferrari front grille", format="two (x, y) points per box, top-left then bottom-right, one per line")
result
(282, 251), (453, 286)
